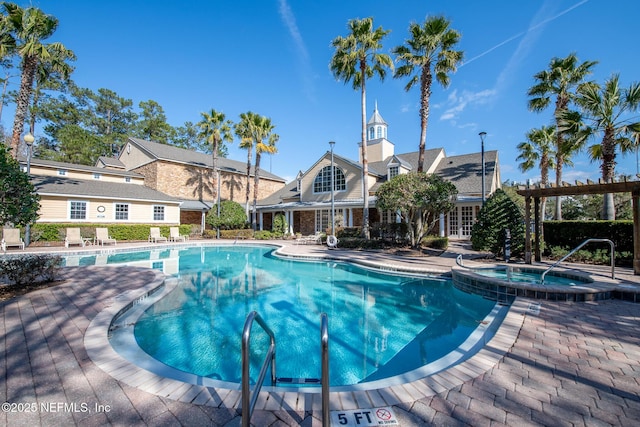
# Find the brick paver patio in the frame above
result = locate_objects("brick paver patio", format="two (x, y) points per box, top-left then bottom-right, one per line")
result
(1, 243), (639, 426)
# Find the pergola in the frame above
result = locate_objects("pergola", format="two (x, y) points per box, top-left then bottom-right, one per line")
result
(516, 178), (640, 275)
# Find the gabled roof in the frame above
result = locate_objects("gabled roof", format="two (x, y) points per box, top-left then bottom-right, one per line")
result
(32, 175), (181, 204)
(20, 157), (143, 178)
(96, 156), (126, 169)
(433, 150), (499, 194)
(126, 137), (286, 182)
(299, 150), (383, 181)
(369, 148), (443, 175)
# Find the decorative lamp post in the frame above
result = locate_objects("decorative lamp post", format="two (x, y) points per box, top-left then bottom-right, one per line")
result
(329, 141), (336, 236)
(24, 132), (35, 246)
(479, 131), (486, 206)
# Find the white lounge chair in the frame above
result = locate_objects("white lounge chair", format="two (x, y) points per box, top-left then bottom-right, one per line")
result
(65, 228), (86, 248)
(296, 231), (323, 245)
(95, 228), (116, 246)
(1, 228), (25, 252)
(169, 226), (187, 242)
(149, 227), (168, 243)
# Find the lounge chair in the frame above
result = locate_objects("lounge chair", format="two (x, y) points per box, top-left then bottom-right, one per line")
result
(149, 227), (168, 243)
(169, 226), (187, 242)
(65, 228), (86, 248)
(296, 231), (323, 245)
(95, 228), (116, 246)
(1, 228), (25, 252)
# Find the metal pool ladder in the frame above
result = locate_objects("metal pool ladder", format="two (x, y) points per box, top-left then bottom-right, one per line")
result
(241, 311), (330, 427)
(541, 238), (615, 285)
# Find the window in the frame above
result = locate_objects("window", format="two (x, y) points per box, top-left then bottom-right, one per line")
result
(115, 203), (129, 220)
(313, 166), (346, 193)
(93, 173), (101, 180)
(58, 169), (67, 176)
(153, 205), (165, 221)
(69, 201), (87, 220)
(124, 177), (131, 183)
(368, 127), (375, 140)
(376, 126), (382, 139)
(389, 166), (399, 179)
(316, 208), (344, 233)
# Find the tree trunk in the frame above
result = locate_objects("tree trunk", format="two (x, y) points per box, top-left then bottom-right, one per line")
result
(245, 146), (252, 219)
(417, 64), (432, 173)
(601, 127), (617, 220)
(11, 56), (38, 158)
(360, 61), (370, 239)
(252, 152), (261, 231)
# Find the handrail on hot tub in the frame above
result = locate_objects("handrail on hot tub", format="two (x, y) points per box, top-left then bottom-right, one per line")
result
(455, 254), (508, 271)
(541, 238), (615, 285)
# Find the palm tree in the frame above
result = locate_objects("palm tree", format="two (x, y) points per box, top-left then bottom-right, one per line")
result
(197, 109), (233, 207)
(392, 16), (463, 172)
(330, 17), (393, 239)
(565, 74), (640, 219)
(516, 126), (556, 219)
(0, 3), (74, 158)
(528, 53), (597, 220)
(235, 111), (256, 219)
(250, 115), (278, 231)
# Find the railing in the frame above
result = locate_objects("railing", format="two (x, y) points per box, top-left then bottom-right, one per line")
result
(241, 311), (330, 427)
(541, 238), (615, 285)
(241, 311), (276, 427)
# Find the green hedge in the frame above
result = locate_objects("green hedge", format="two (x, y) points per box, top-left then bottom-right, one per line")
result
(29, 223), (192, 242)
(543, 221), (632, 253)
(218, 229), (254, 239)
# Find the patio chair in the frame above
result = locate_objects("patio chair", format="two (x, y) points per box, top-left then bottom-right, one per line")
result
(1, 228), (25, 252)
(149, 227), (168, 243)
(169, 226), (188, 242)
(65, 228), (86, 248)
(295, 231), (323, 245)
(95, 228), (116, 246)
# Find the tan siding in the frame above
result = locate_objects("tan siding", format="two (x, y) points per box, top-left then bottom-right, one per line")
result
(119, 142), (155, 170)
(301, 157), (366, 202)
(37, 196), (179, 224)
(28, 165), (144, 184)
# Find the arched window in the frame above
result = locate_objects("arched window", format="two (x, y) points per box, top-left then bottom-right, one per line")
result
(376, 126), (382, 139)
(368, 127), (375, 140)
(313, 166), (346, 193)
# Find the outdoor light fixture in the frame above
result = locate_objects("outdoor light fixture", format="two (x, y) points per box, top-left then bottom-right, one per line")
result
(479, 131), (486, 206)
(329, 141), (336, 236)
(24, 132), (35, 247)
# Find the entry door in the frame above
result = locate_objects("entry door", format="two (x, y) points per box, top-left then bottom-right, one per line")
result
(448, 208), (459, 238)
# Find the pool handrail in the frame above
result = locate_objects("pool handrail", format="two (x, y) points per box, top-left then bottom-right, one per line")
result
(541, 238), (615, 285)
(241, 311), (276, 427)
(320, 313), (329, 427)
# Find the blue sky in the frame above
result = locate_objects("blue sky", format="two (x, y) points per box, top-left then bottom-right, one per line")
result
(5, 0), (640, 184)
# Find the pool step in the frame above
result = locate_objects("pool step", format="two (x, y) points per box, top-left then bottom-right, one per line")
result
(276, 377), (321, 384)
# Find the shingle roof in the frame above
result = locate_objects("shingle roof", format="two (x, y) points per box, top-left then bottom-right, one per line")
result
(127, 137), (286, 182)
(20, 157), (143, 178)
(433, 150), (498, 194)
(369, 148), (442, 175)
(97, 156), (126, 169)
(32, 175), (181, 204)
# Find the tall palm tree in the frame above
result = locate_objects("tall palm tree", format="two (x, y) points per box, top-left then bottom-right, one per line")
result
(528, 53), (597, 220)
(235, 111), (257, 219)
(197, 109), (233, 207)
(0, 3), (74, 158)
(392, 16), (463, 172)
(250, 115), (278, 230)
(564, 74), (640, 219)
(330, 17), (392, 239)
(516, 126), (556, 219)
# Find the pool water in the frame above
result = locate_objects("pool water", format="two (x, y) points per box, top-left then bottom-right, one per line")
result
(473, 268), (587, 286)
(84, 246), (498, 387)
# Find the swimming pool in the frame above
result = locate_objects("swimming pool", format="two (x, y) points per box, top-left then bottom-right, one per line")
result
(78, 245), (503, 388)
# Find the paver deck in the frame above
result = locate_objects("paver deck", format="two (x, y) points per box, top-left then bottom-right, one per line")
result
(1, 240), (639, 426)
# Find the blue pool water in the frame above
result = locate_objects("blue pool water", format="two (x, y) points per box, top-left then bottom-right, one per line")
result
(472, 268), (589, 286)
(72, 246), (498, 387)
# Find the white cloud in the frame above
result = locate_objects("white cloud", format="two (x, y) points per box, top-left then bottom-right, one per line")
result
(439, 89), (496, 122)
(278, 0), (315, 101)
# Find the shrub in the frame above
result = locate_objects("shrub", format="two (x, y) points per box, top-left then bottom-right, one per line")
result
(0, 255), (62, 286)
(471, 189), (525, 257)
(219, 229), (254, 239)
(421, 235), (448, 250)
(29, 223), (191, 242)
(543, 221), (632, 253)
(207, 200), (248, 230)
(254, 230), (275, 240)
(272, 213), (288, 237)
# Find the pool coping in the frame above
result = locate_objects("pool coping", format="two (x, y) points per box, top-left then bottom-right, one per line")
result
(84, 246), (528, 412)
